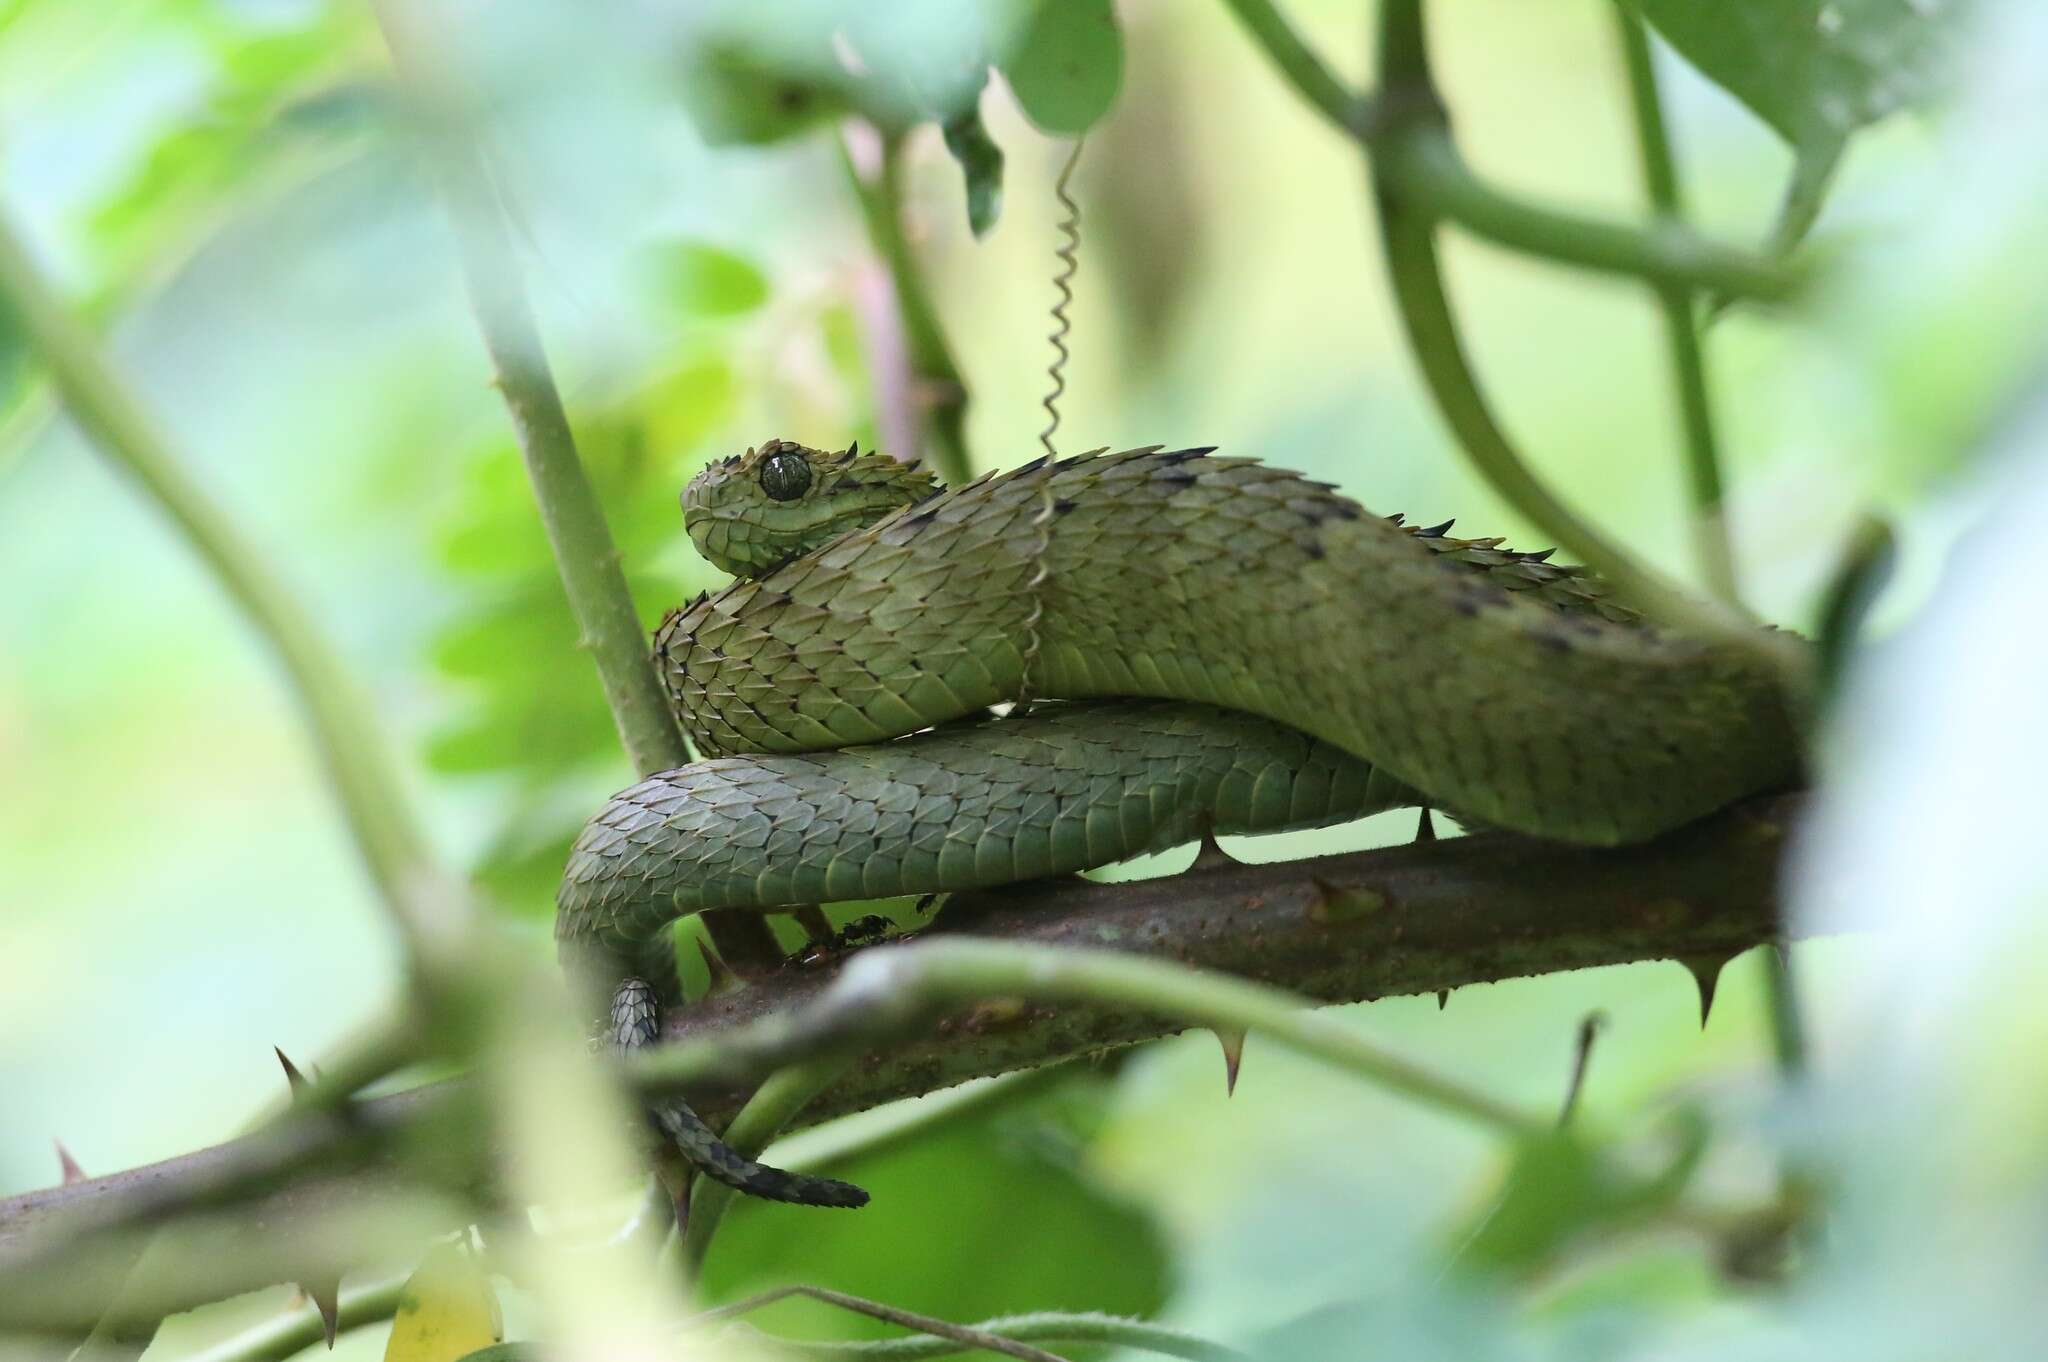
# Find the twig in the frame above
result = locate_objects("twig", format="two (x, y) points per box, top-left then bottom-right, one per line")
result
(839, 127), (973, 484)
(1, 797), (1801, 1320)
(736, 1310), (1247, 1361)
(1364, 2), (1816, 704)
(695, 1286), (1071, 1362)
(1611, 7), (1739, 602)
(369, 0), (781, 970)
(1217, 0), (1804, 301)
(372, 0), (680, 777)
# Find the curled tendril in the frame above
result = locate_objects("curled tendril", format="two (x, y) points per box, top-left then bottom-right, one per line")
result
(1039, 138), (1084, 458)
(1019, 139), (1084, 713)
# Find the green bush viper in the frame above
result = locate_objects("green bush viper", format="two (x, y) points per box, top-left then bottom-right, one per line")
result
(555, 440), (1806, 1208)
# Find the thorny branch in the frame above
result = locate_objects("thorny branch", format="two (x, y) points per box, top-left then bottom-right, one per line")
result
(0, 795), (1800, 1333)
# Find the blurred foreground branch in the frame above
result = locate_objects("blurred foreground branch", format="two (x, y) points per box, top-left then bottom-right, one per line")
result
(0, 794), (1799, 1331)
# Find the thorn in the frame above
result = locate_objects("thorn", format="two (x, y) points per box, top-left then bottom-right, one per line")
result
(55, 1140), (86, 1184)
(275, 1046), (311, 1099)
(1413, 806), (1437, 843)
(296, 1276), (340, 1348)
(1436, 989), (1450, 1011)
(1189, 814), (1238, 871)
(1678, 952), (1735, 1028)
(847, 439), (860, 456)
(1557, 1010), (1607, 1127)
(1214, 1028), (1246, 1096)
(697, 938), (736, 994)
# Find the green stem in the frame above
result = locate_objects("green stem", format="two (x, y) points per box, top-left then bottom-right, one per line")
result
(677, 1058), (845, 1274)
(695, 1287), (1246, 1362)
(1216, 0), (1372, 136)
(743, 1313), (1245, 1361)
(463, 1310), (1244, 1362)
(839, 131), (972, 485)
(1760, 945), (1807, 1076)
(1218, 0), (1802, 301)
(1612, 8), (1739, 602)
(1366, 3), (1820, 701)
(765, 1067), (1063, 1174)
(372, 4), (682, 781)
(371, 0), (779, 969)
(1373, 165), (1757, 638)
(1386, 129), (1802, 303)
(631, 939), (1543, 1140)
(0, 207), (465, 969)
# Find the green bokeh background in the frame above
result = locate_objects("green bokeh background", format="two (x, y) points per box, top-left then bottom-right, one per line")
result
(5, 0), (2048, 1358)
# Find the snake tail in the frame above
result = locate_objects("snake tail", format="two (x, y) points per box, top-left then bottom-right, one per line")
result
(611, 978), (869, 1209)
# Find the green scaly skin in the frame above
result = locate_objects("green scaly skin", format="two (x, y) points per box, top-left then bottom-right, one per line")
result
(557, 439), (1808, 1208)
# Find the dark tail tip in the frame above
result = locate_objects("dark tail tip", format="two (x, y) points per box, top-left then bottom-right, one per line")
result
(654, 1100), (871, 1209)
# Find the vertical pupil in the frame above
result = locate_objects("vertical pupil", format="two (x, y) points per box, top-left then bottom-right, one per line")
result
(761, 453), (810, 501)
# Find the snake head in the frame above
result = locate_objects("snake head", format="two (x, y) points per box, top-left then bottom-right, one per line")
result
(682, 438), (943, 578)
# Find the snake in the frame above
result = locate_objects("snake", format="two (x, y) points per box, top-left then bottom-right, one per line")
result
(554, 439), (1807, 1208)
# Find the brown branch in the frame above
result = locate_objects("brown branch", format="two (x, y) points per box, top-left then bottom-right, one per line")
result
(0, 795), (1799, 1328)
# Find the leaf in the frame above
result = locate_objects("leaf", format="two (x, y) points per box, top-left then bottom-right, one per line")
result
(1451, 1113), (1708, 1277)
(655, 243), (771, 318)
(673, 3), (1026, 143)
(85, 6), (376, 289)
(1630, 0), (1963, 171)
(674, 25), (850, 146)
(383, 1242), (501, 1362)
(942, 106), (1006, 238)
(1001, 0), (1124, 136)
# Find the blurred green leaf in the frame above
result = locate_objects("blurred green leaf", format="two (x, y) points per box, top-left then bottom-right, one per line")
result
(1453, 1114), (1707, 1277)
(1002, 0), (1123, 136)
(942, 106), (1006, 238)
(86, 5), (378, 290)
(1631, 0), (1962, 197)
(654, 242), (770, 318)
(673, 2), (1029, 143)
(697, 1077), (1168, 1356)
(676, 30), (849, 146)
(842, 5), (1020, 130)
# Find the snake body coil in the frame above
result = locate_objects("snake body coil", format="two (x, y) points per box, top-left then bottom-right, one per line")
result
(556, 441), (1806, 1205)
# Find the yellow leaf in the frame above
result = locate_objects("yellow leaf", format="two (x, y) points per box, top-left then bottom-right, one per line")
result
(383, 1241), (503, 1362)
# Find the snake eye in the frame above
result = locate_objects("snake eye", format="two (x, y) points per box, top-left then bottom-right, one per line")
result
(758, 450), (812, 502)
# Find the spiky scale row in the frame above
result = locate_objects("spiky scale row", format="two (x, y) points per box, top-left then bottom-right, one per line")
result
(647, 446), (1802, 845)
